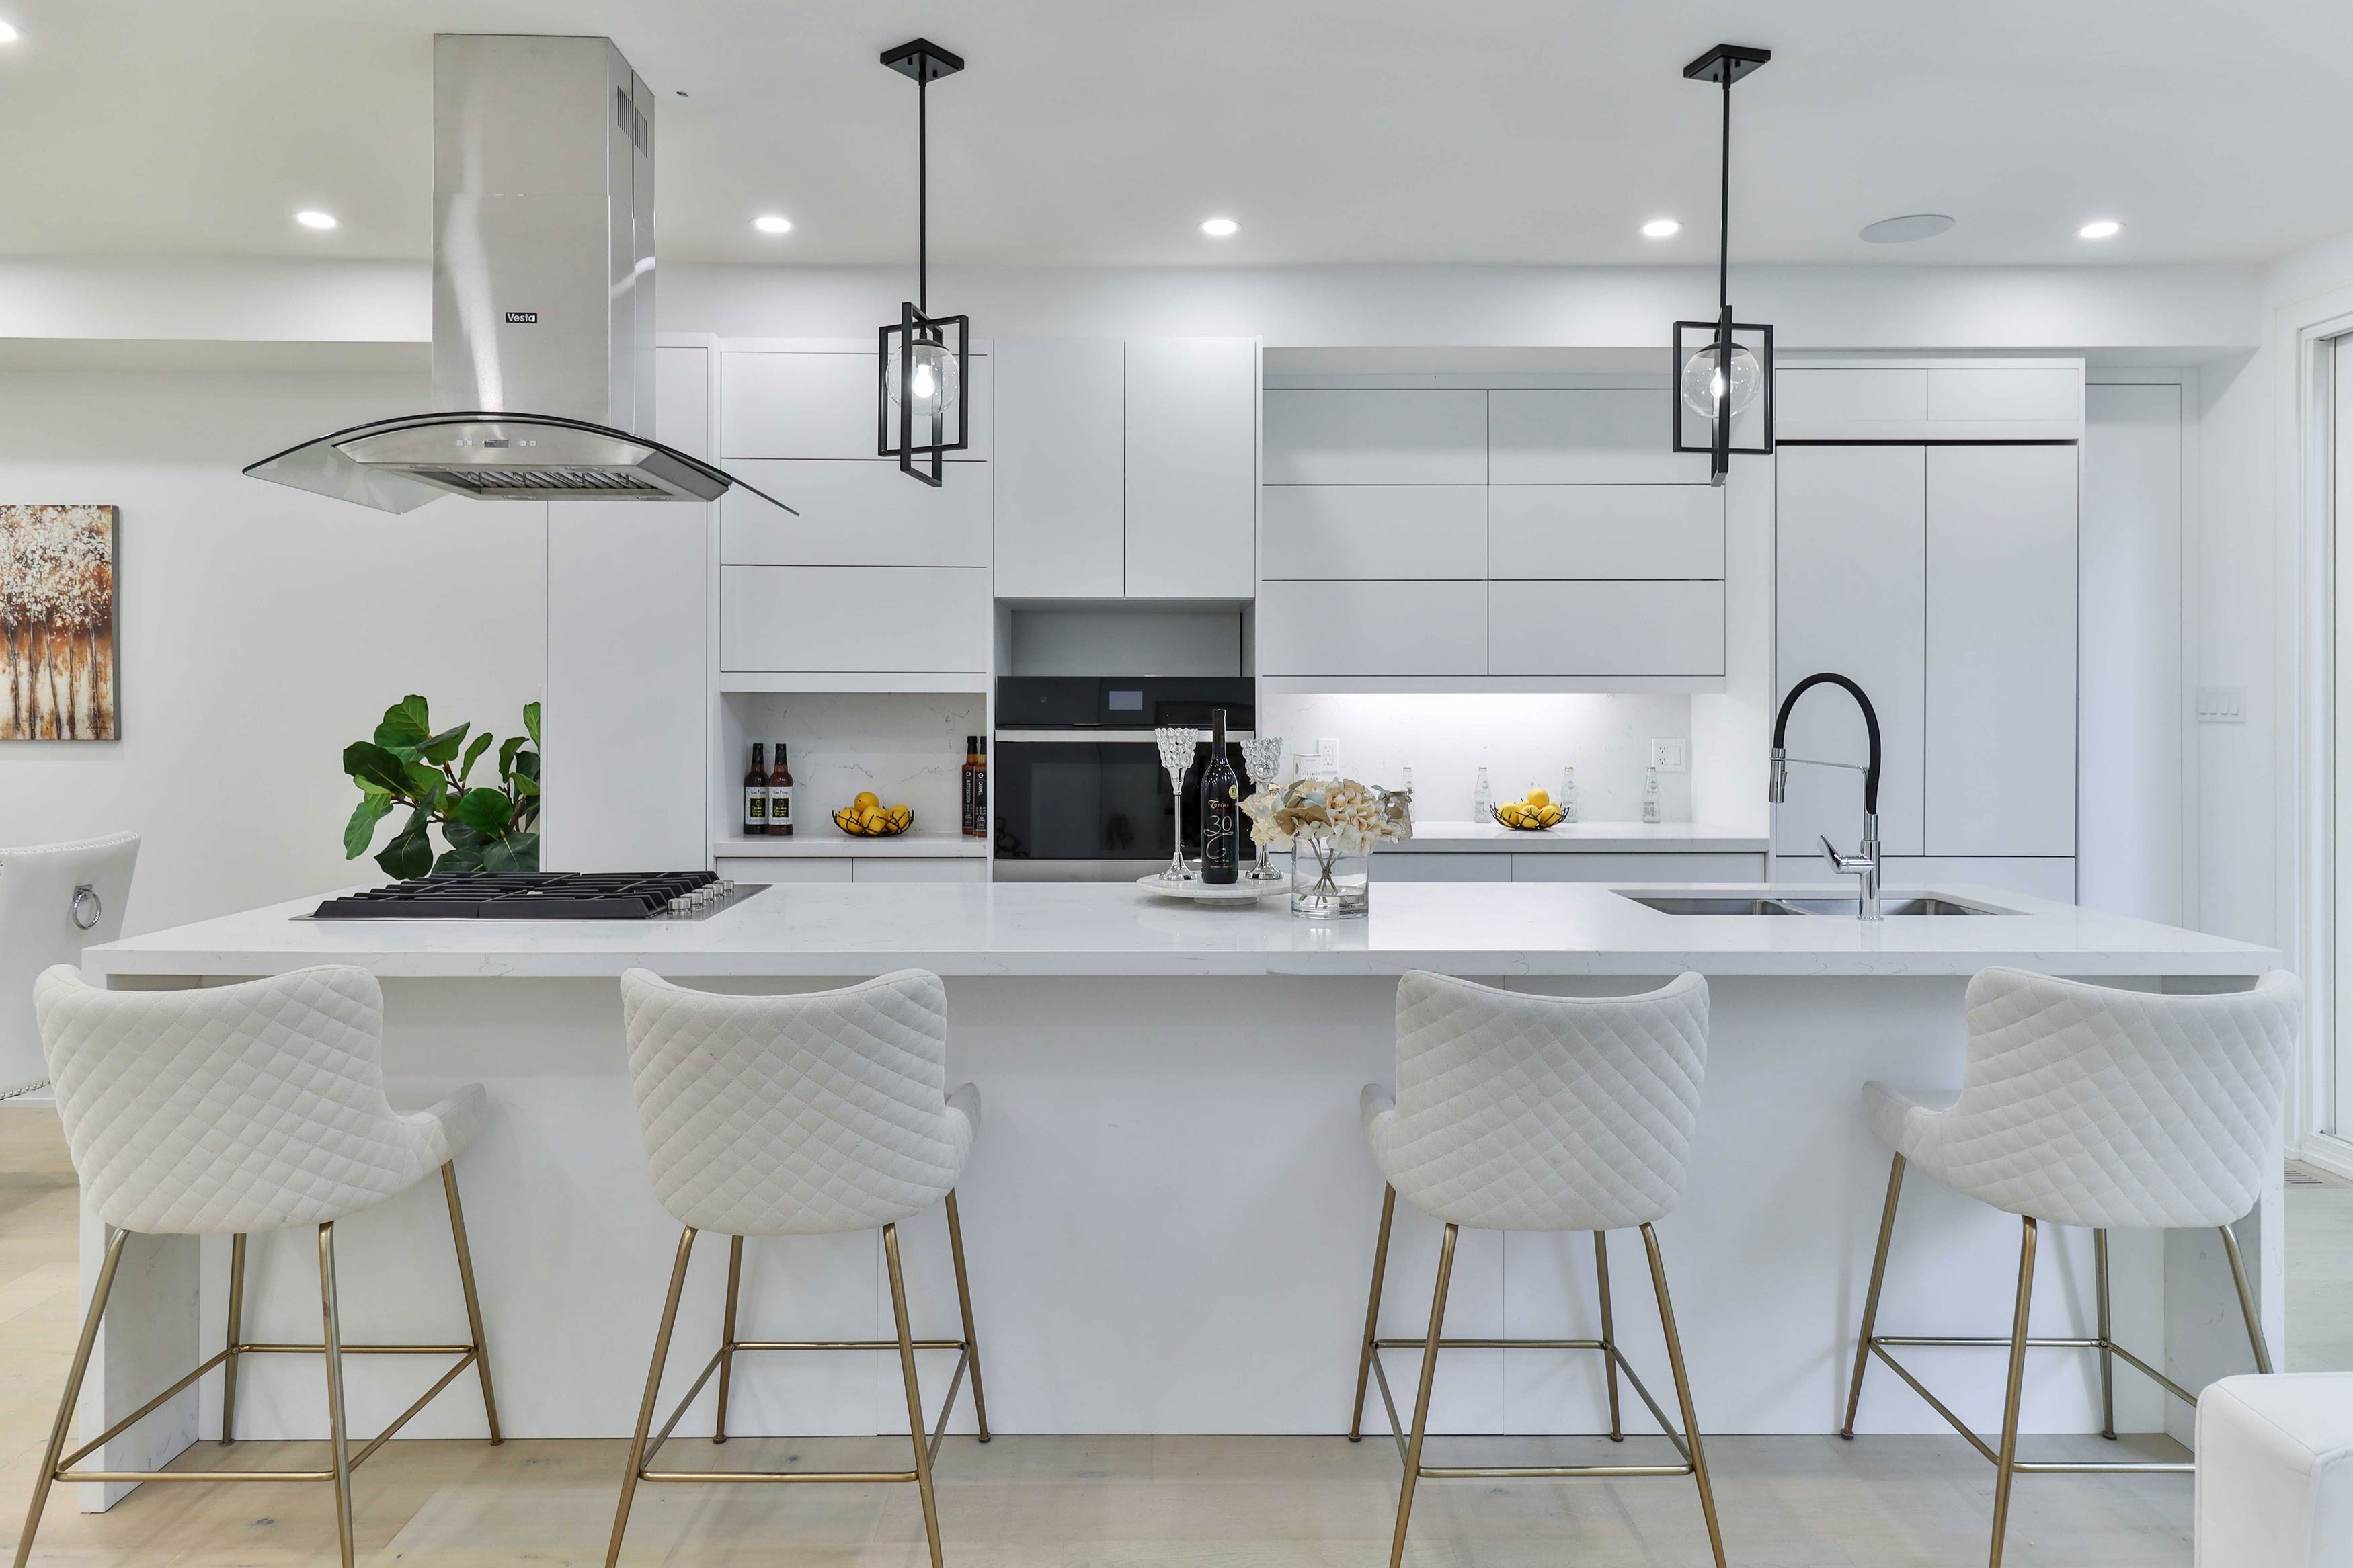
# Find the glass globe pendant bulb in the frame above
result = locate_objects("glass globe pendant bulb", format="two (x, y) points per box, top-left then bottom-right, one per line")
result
(1679, 341), (1762, 420)
(887, 333), (961, 419)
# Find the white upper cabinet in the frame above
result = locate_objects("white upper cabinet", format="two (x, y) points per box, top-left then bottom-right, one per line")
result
(1773, 444), (1928, 857)
(1125, 337), (1257, 599)
(719, 458), (990, 567)
(1488, 390), (1710, 483)
(993, 339), (1125, 598)
(1257, 580), (1486, 676)
(1486, 485), (1722, 579)
(1261, 485), (1486, 580)
(1262, 391), (1486, 483)
(1776, 359), (2082, 443)
(720, 345), (992, 461)
(1924, 445), (2079, 856)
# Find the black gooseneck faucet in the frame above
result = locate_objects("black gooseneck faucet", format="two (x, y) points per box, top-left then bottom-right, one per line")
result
(1769, 672), (1884, 920)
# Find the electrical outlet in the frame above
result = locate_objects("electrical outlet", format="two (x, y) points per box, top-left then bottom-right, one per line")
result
(2196, 688), (2247, 723)
(1650, 739), (1689, 772)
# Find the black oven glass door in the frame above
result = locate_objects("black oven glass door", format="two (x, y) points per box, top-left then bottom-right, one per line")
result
(992, 739), (1248, 862)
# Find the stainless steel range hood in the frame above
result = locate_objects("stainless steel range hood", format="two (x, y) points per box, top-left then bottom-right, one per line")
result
(247, 34), (792, 515)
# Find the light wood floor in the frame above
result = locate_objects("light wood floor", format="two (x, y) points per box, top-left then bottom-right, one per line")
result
(1, 1106), (2204, 1567)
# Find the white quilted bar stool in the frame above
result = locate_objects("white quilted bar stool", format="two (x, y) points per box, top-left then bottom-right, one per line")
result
(608, 968), (988, 1568)
(1351, 970), (1726, 1568)
(1841, 965), (2300, 1568)
(18, 964), (501, 1568)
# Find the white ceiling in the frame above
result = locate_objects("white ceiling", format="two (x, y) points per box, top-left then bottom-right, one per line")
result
(0, 0), (2346, 270)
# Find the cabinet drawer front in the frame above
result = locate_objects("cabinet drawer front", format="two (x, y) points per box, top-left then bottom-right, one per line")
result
(1488, 580), (1724, 676)
(1257, 580), (1486, 676)
(721, 348), (991, 461)
(1487, 485), (1722, 579)
(721, 566), (991, 672)
(717, 857), (853, 884)
(1263, 390), (1486, 484)
(1488, 390), (1711, 484)
(1512, 852), (1765, 882)
(721, 459), (990, 567)
(1260, 485), (1486, 580)
(852, 858), (987, 883)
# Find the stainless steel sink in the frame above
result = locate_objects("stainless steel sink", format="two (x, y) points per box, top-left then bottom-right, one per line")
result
(1617, 890), (2008, 917)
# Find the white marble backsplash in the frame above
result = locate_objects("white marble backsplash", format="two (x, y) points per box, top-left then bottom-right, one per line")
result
(1256, 692), (1695, 822)
(721, 692), (984, 838)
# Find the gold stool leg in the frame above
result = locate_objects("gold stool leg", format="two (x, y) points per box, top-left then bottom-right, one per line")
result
(1388, 1221), (1457, 1568)
(885, 1223), (947, 1568)
(607, 1227), (697, 1568)
(221, 1233), (247, 1445)
(2094, 1228), (2116, 1440)
(1642, 1224), (1727, 1568)
(1595, 1229), (1624, 1442)
(944, 1190), (991, 1442)
(1987, 1216), (2039, 1568)
(13, 1227), (128, 1568)
(318, 1222), (356, 1568)
(713, 1235), (743, 1444)
(1348, 1185), (1397, 1442)
(2219, 1223), (2273, 1374)
(1842, 1151), (1905, 1438)
(440, 1164), (503, 1444)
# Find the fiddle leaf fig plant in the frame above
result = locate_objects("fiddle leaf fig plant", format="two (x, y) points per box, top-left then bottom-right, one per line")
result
(342, 696), (541, 878)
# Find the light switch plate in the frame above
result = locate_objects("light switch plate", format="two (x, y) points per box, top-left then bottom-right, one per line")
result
(1650, 739), (1689, 772)
(2196, 688), (2247, 723)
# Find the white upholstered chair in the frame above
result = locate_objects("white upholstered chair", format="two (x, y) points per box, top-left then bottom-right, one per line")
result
(1842, 965), (2300, 1568)
(608, 967), (987, 1568)
(1351, 969), (1724, 1568)
(19, 963), (500, 1568)
(0, 831), (138, 1098)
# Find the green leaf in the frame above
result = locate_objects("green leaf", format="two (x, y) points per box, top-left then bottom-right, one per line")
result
(403, 759), (448, 810)
(514, 748), (539, 781)
(342, 792), (396, 859)
(442, 819), (491, 851)
(459, 731), (494, 784)
(417, 722), (471, 766)
(481, 831), (539, 874)
(511, 770), (539, 797)
(374, 807), (435, 880)
(523, 701), (541, 748)
(431, 845), (485, 874)
(374, 694), (432, 756)
(456, 788), (513, 835)
(344, 741), (413, 797)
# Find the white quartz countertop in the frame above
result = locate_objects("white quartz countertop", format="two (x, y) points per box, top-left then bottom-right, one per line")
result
(84, 881), (2281, 981)
(1389, 820), (1767, 852)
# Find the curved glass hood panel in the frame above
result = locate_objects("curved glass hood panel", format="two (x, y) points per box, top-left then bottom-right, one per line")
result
(244, 412), (795, 514)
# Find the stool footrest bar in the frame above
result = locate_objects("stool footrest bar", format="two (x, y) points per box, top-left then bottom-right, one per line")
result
(1367, 1341), (1693, 1475)
(639, 1467), (921, 1484)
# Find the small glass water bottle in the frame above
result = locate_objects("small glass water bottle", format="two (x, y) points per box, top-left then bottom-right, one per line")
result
(1642, 766), (1662, 824)
(1400, 764), (1415, 800)
(1472, 765), (1493, 820)
(1559, 766), (1579, 823)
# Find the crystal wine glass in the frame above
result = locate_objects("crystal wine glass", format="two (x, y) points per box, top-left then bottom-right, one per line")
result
(1239, 735), (1285, 882)
(1154, 725), (1199, 882)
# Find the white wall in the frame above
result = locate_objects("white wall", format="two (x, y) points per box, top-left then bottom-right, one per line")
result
(0, 368), (544, 934)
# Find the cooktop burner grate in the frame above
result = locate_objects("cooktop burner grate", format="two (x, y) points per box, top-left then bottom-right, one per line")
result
(311, 872), (754, 921)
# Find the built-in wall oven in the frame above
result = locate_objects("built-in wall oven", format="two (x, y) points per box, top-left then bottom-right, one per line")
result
(992, 677), (1255, 881)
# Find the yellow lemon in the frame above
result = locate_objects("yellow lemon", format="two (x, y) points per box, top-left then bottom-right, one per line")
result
(1539, 806), (1562, 827)
(853, 790), (881, 811)
(1527, 788), (1550, 809)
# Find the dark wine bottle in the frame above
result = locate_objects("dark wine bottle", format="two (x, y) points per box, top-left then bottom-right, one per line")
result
(1199, 709), (1240, 885)
(742, 743), (768, 837)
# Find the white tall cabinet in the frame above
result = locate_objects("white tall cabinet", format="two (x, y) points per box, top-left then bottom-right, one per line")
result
(992, 337), (1258, 601)
(1771, 360), (2083, 898)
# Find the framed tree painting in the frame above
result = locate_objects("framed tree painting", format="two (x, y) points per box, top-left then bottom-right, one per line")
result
(1, 505), (118, 741)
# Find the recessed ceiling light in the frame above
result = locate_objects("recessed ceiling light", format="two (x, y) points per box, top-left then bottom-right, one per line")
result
(2077, 218), (2122, 240)
(0, 20), (19, 42)
(1859, 213), (1954, 244)
(1640, 218), (1682, 239)
(753, 214), (793, 235)
(293, 210), (338, 231)
(1199, 216), (1239, 237)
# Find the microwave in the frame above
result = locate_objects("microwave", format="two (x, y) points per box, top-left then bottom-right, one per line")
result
(991, 677), (1255, 878)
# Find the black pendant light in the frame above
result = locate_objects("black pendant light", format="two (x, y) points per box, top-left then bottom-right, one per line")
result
(879, 38), (969, 487)
(1671, 44), (1774, 487)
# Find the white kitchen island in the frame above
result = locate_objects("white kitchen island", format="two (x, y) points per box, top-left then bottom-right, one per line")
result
(71, 879), (2281, 1503)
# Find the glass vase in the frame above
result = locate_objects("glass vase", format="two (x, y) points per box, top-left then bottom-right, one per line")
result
(1289, 833), (1370, 919)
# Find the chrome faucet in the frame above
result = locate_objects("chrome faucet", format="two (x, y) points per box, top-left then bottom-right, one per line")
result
(1769, 673), (1884, 921)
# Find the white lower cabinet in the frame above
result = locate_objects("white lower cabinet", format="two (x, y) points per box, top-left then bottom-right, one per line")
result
(1881, 855), (2077, 903)
(1511, 853), (1767, 883)
(1488, 581), (1724, 677)
(1376, 854), (1514, 883)
(720, 565), (991, 673)
(1257, 579), (1486, 676)
(852, 859), (987, 883)
(717, 856), (986, 885)
(719, 857), (853, 884)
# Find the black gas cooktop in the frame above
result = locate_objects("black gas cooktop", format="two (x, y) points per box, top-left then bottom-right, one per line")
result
(311, 872), (758, 921)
